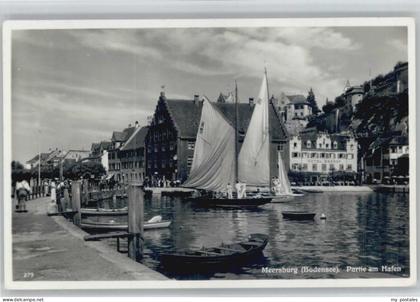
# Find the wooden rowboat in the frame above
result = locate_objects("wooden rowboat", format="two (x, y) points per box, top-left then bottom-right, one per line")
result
(282, 211), (316, 220)
(80, 220), (171, 231)
(81, 208), (128, 216)
(159, 233), (268, 268)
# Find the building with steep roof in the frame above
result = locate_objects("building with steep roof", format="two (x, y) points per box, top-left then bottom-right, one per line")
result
(288, 128), (358, 184)
(364, 134), (409, 183)
(285, 94), (312, 121)
(108, 122), (139, 182)
(145, 92), (289, 183)
(118, 126), (149, 184)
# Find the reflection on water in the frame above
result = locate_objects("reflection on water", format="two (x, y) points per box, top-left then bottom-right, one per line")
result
(84, 192), (409, 280)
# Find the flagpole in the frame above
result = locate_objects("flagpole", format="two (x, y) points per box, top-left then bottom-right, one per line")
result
(264, 67), (272, 191)
(234, 80), (239, 183)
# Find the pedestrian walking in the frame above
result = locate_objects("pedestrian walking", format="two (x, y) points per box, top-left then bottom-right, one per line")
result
(15, 178), (31, 212)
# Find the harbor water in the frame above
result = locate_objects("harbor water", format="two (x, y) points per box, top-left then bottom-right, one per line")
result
(84, 191), (409, 280)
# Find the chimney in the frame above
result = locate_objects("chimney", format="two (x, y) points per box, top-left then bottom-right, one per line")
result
(249, 97), (254, 106)
(135, 121), (139, 128)
(160, 91), (165, 97)
(193, 94), (199, 104)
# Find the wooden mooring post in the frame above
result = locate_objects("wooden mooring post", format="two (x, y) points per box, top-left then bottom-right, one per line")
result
(71, 181), (82, 226)
(127, 184), (144, 261)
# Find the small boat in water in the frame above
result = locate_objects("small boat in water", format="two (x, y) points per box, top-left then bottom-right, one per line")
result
(159, 233), (268, 268)
(80, 207), (128, 216)
(282, 211), (316, 220)
(81, 215), (171, 231)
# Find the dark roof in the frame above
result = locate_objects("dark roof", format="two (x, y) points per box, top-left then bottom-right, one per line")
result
(299, 132), (351, 151)
(287, 95), (309, 105)
(164, 96), (288, 141)
(112, 127), (136, 142)
(165, 99), (204, 138)
(121, 126), (149, 151)
(27, 152), (50, 164)
(389, 136), (408, 146)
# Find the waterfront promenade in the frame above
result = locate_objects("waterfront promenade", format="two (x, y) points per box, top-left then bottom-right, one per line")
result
(12, 196), (167, 281)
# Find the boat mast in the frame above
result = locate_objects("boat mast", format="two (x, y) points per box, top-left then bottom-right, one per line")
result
(234, 80), (239, 183)
(265, 67), (272, 190)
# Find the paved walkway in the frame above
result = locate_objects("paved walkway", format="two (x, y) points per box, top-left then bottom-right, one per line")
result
(12, 197), (167, 281)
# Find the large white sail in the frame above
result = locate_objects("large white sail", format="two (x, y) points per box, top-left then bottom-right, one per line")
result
(238, 73), (270, 186)
(276, 151), (293, 195)
(183, 98), (236, 191)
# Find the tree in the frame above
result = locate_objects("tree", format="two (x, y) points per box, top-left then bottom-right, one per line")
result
(306, 88), (320, 114)
(65, 161), (106, 180)
(335, 95), (346, 107)
(322, 101), (336, 114)
(11, 160), (24, 170)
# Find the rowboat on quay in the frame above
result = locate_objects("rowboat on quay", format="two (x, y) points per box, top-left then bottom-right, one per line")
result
(159, 233), (268, 269)
(80, 215), (171, 231)
(80, 207), (128, 216)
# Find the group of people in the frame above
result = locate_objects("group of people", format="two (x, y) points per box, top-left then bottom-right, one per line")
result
(143, 177), (181, 188)
(221, 181), (247, 199)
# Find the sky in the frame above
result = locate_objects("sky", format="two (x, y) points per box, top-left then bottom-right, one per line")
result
(11, 26), (408, 163)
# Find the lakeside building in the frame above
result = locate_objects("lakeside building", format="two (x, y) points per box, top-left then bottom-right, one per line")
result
(364, 135), (409, 183)
(287, 128), (358, 184)
(118, 126), (149, 184)
(107, 123), (138, 182)
(145, 92), (288, 183)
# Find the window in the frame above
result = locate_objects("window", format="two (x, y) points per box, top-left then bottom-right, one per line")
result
(292, 152), (299, 158)
(322, 164), (327, 171)
(187, 156), (194, 168)
(187, 142), (195, 150)
(312, 164), (317, 171)
(326, 144), (329, 149)
(318, 144), (322, 148)
(311, 153), (317, 158)
(302, 164), (308, 171)
(338, 153), (345, 159)
(329, 164), (335, 171)
(348, 154), (354, 159)
(333, 142), (338, 149)
(161, 145), (166, 152)
(320, 153), (325, 158)
(292, 164), (300, 171)
(169, 143), (175, 151)
(347, 164), (352, 171)
(277, 145), (283, 151)
(306, 140), (311, 148)
(339, 164), (344, 171)
(293, 142), (297, 148)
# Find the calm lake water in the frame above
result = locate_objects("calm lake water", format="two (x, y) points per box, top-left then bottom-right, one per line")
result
(84, 191), (409, 280)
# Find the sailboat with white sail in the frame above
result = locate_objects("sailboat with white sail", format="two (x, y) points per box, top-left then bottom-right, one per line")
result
(184, 71), (293, 207)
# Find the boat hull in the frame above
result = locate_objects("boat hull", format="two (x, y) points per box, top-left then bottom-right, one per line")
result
(80, 220), (171, 231)
(282, 211), (316, 220)
(160, 234), (268, 268)
(187, 196), (272, 208)
(81, 208), (128, 216)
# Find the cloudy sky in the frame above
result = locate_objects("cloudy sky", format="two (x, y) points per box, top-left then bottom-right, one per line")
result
(11, 26), (407, 162)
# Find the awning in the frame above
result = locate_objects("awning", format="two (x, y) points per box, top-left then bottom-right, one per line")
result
(105, 173), (115, 180)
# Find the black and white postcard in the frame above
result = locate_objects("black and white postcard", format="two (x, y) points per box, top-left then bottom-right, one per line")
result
(2, 18), (416, 289)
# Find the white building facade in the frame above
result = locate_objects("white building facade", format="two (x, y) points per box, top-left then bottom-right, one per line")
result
(288, 131), (358, 183)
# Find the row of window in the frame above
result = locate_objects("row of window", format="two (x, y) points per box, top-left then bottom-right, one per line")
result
(293, 141), (354, 150)
(291, 152), (354, 160)
(147, 143), (176, 154)
(121, 161), (143, 169)
(291, 163), (353, 172)
(390, 146), (408, 154)
(149, 129), (175, 143)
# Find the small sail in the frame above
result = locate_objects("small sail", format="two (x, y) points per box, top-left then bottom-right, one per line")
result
(238, 73), (270, 186)
(276, 152), (293, 195)
(183, 98), (236, 192)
